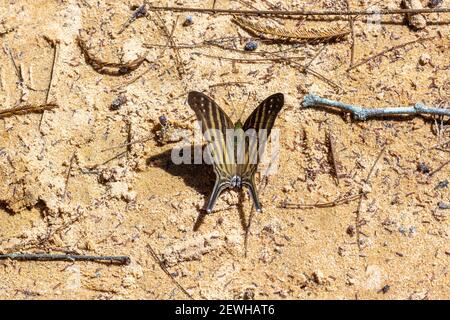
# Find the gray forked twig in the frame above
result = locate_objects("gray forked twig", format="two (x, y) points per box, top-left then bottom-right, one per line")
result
(302, 95), (450, 120)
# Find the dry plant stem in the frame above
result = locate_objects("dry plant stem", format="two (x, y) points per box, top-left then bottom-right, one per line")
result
(0, 253), (130, 265)
(118, 3), (148, 34)
(146, 5), (450, 16)
(346, 0), (356, 67)
(281, 192), (367, 209)
(150, 13), (184, 78)
(101, 135), (154, 152)
(356, 147), (385, 251)
(0, 103), (58, 119)
(77, 37), (146, 75)
(147, 244), (193, 299)
(303, 95), (450, 120)
(40, 37), (59, 129)
(347, 36), (434, 71)
(327, 131), (340, 186)
(428, 159), (450, 176)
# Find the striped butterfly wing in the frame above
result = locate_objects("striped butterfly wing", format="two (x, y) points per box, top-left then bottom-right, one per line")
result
(187, 91), (235, 212)
(240, 93), (284, 212)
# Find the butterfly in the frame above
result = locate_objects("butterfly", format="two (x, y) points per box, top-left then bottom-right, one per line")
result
(187, 91), (284, 213)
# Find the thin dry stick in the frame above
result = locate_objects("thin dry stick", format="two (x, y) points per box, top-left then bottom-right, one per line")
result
(327, 131), (340, 186)
(0, 253), (130, 265)
(0, 103), (58, 119)
(151, 13), (185, 78)
(346, 0), (356, 67)
(39, 37), (59, 129)
(428, 159), (450, 176)
(77, 36), (146, 75)
(100, 135), (154, 152)
(111, 64), (152, 91)
(280, 192), (367, 209)
(146, 5), (450, 16)
(118, 3), (148, 34)
(62, 152), (76, 201)
(347, 36), (435, 71)
(147, 244), (193, 299)
(356, 147), (385, 251)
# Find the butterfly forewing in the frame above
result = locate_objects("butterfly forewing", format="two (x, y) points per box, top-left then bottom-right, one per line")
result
(240, 93), (284, 177)
(188, 91), (235, 176)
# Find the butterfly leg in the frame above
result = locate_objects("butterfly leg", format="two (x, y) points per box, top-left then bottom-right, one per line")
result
(243, 179), (262, 213)
(206, 179), (229, 213)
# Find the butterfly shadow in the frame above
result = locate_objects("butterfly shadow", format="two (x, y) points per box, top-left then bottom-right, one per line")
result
(146, 145), (216, 229)
(146, 146), (253, 232)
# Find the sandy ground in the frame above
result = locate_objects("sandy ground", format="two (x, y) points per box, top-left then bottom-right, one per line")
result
(0, 0), (449, 300)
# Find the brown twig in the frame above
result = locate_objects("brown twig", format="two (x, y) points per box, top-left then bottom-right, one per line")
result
(0, 103), (58, 119)
(147, 244), (193, 299)
(100, 135), (154, 152)
(347, 36), (435, 71)
(346, 0), (356, 67)
(428, 159), (450, 177)
(39, 36), (60, 129)
(146, 5), (450, 16)
(77, 36), (146, 75)
(150, 13), (185, 78)
(280, 192), (367, 209)
(327, 131), (340, 186)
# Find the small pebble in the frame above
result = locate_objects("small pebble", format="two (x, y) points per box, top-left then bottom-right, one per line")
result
(110, 95), (127, 110)
(417, 162), (431, 174)
(244, 41), (258, 51)
(183, 15), (193, 27)
(428, 0), (443, 8)
(380, 285), (390, 294)
(159, 115), (168, 126)
(437, 202), (450, 210)
(436, 180), (449, 189)
(419, 53), (431, 65)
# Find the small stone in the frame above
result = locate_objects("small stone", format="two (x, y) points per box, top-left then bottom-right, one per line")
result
(428, 0), (443, 8)
(312, 270), (325, 284)
(417, 162), (431, 174)
(243, 288), (255, 300)
(346, 225), (356, 237)
(159, 115), (168, 126)
(182, 15), (193, 27)
(419, 53), (431, 65)
(437, 202), (450, 210)
(110, 95), (127, 110)
(436, 180), (449, 189)
(244, 41), (258, 51)
(282, 184), (293, 193)
(402, 0), (427, 30)
(379, 285), (390, 294)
